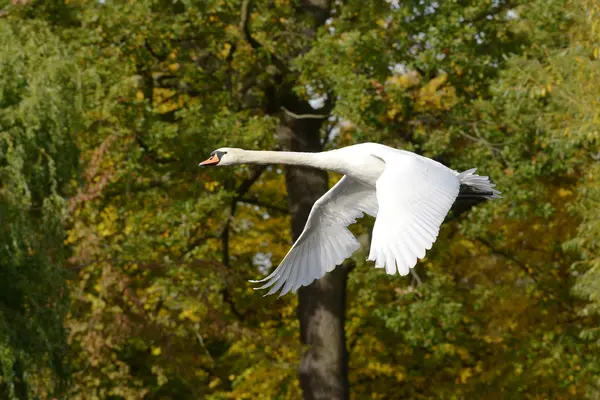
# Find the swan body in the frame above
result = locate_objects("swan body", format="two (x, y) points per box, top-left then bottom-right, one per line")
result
(199, 143), (500, 296)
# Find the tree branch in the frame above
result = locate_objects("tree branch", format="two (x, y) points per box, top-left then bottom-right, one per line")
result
(221, 166), (268, 264)
(215, 165), (269, 320)
(281, 106), (329, 120)
(476, 237), (539, 283)
(220, 288), (245, 320)
(239, 0), (260, 49)
(239, 0), (288, 74)
(321, 116), (337, 148)
(476, 237), (574, 312)
(239, 197), (289, 214)
(410, 269), (423, 286)
(234, 165), (268, 204)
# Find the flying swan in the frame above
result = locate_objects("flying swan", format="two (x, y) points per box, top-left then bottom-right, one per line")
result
(199, 142), (500, 296)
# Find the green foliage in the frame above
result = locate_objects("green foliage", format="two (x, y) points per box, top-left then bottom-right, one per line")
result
(0, 19), (83, 399)
(1, 0), (599, 398)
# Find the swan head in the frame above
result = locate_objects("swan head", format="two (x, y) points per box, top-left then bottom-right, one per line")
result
(198, 147), (242, 167)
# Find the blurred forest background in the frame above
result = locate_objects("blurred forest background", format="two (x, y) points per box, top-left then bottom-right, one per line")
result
(1, 0), (599, 399)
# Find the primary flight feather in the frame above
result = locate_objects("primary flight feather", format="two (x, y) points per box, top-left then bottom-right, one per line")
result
(199, 142), (500, 296)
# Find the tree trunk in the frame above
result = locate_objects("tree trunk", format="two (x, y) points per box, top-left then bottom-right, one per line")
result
(277, 97), (349, 400)
(263, 0), (345, 397)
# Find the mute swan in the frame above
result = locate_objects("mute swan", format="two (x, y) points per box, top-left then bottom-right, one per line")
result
(199, 143), (500, 296)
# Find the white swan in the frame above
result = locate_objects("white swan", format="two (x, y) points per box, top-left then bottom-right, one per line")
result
(199, 143), (500, 296)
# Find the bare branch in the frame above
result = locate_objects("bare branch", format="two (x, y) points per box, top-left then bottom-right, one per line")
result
(281, 106), (328, 120)
(234, 165), (268, 203)
(410, 269), (423, 286)
(220, 288), (245, 320)
(195, 331), (215, 364)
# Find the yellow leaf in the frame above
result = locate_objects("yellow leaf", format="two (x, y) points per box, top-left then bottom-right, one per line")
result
(219, 43), (232, 59)
(136, 90), (144, 101)
(558, 188), (573, 197)
(151, 347), (162, 356)
(515, 364), (523, 375)
(454, 64), (463, 76)
(475, 361), (484, 373)
(204, 180), (219, 192)
(99, 206), (118, 237)
(460, 368), (473, 383)
(427, 74), (448, 90)
(392, 71), (421, 88)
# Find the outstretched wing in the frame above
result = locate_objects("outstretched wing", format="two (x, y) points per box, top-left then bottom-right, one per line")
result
(250, 176), (378, 296)
(368, 154), (460, 275)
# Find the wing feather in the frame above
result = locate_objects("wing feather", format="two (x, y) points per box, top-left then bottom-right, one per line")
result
(250, 175), (378, 296)
(368, 154), (460, 275)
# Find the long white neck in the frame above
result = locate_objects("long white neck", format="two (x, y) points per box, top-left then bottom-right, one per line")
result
(235, 150), (331, 169)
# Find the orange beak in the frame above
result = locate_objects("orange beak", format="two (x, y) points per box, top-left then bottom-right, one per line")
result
(199, 154), (220, 166)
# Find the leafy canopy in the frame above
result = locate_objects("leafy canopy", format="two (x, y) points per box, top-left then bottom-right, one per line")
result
(1, 0), (599, 398)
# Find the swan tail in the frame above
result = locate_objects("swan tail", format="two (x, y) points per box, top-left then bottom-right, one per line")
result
(456, 168), (502, 200)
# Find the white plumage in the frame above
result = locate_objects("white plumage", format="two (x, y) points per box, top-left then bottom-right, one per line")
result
(199, 142), (500, 296)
